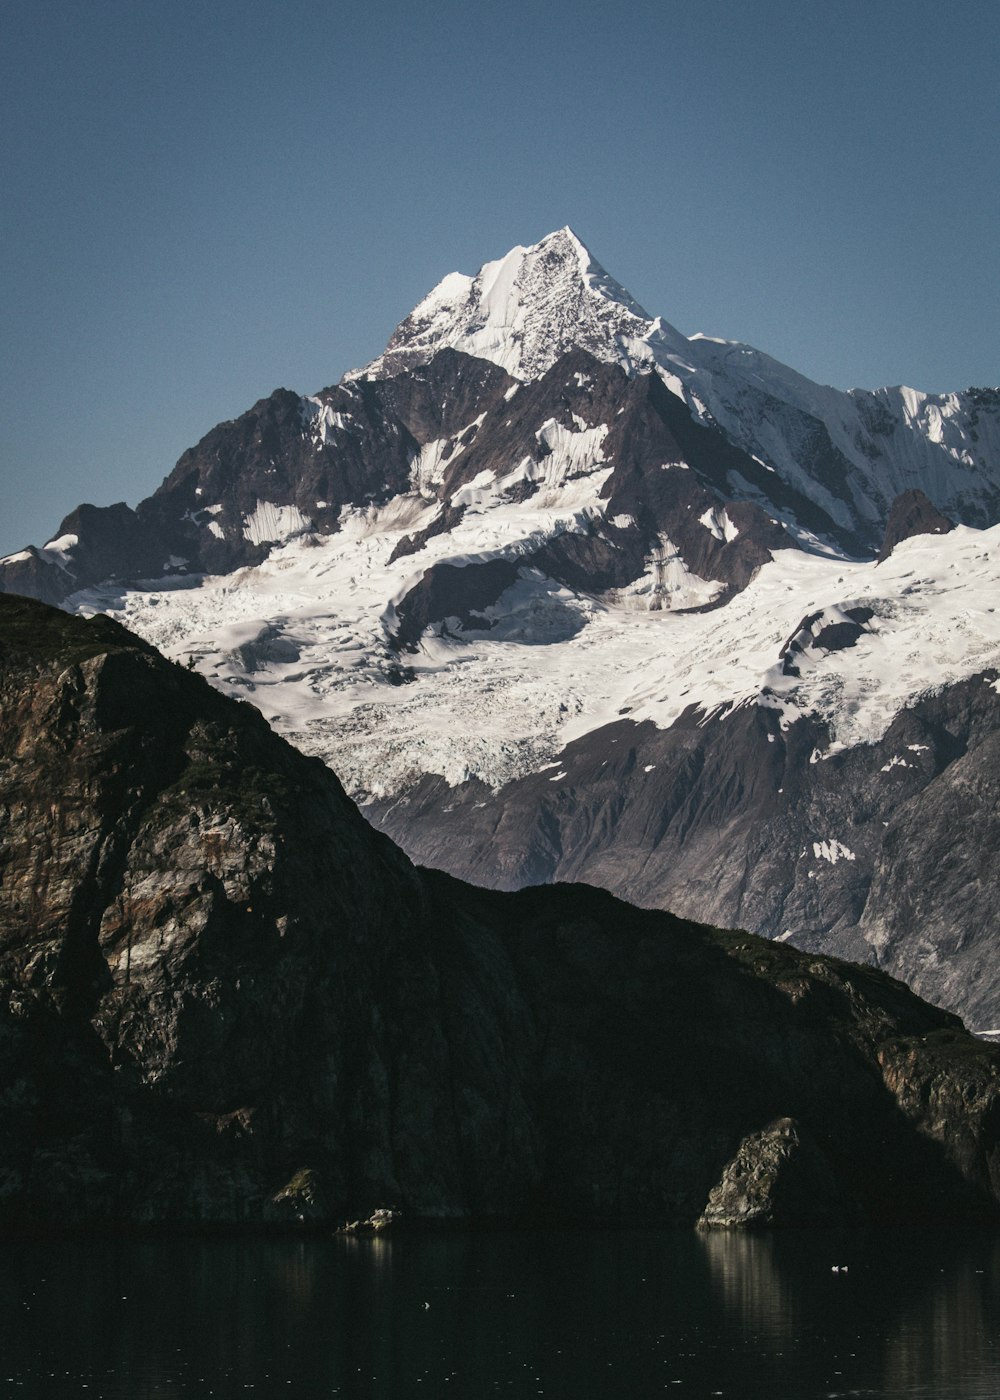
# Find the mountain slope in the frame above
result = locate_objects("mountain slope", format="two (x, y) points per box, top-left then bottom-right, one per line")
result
(1, 228), (998, 1030)
(4, 591), (1000, 1231)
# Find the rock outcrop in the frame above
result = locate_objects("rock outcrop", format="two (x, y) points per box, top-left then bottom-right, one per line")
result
(3, 592), (1000, 1232)
(877, 488), (955, 562)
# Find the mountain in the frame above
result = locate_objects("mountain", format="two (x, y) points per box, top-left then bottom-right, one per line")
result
(2, 228), (999, 1030)
(4, 590), (1000, 1232)
(356, 228), (1000, 554)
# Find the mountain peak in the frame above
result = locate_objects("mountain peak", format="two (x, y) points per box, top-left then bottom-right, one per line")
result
(353, 228), (657, 383)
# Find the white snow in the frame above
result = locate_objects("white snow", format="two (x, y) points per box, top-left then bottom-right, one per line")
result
(530, 420), (609, 502)
(880, 755), (911, 772)
(242, 502), (312, 546)
(1, 550), (33, 565)
(350, 229), (1000, 543)
(67, 517), (1000, 805)
(609, 535), (723, 612)
(355, 227), (657, 383)
(812, 840), (856, 865)
(40, 534), (79, 569)
(301, 397), (353, 447)
(409, 438), (455, 497)
(408, 414), (487, 498)
(698, 507), (741, 543)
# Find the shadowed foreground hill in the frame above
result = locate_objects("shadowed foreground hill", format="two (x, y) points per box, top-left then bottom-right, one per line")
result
(2, 593), (1000, 1232)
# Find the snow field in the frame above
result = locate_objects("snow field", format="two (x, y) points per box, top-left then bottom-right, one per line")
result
(70, 477), (1000, 804)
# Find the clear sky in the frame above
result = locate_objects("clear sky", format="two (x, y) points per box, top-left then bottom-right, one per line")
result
(2, 0), (998, 556)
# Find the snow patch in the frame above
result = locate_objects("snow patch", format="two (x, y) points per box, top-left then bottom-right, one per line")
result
(698, 507), (740, 543)
(242, 502), (312, 546)
(301, 397), (353, 447)
(40, 534), (79, 569)
(812, 840), (856, 865)
(880, 755), (911, 772)
(410, 438), (456, 497)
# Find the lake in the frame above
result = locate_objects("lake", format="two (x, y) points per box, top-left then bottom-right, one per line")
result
(1, 1225), (998, 1398)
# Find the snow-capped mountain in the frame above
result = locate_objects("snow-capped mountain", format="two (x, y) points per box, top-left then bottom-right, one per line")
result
(3, 228), (999, 1029)
(360, 228), (1000, 555)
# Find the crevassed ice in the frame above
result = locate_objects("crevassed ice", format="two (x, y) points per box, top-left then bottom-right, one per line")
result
(69, 511), (1000, 803)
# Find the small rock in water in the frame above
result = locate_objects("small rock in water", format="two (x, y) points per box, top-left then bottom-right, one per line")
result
(337, 1207), (401, 1235)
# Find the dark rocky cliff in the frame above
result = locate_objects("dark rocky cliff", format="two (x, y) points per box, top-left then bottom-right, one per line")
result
(3, 593), (1000, 1233)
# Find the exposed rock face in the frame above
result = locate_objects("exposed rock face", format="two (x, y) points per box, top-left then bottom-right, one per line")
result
(861, 728), (1000, 1030)
(368, 672), (1000, 1030)
(3, 593), (1000, 1232)
(877, 488), (955, 562)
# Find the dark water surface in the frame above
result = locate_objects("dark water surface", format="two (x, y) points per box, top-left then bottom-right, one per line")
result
(2, 1226), (999, 1399)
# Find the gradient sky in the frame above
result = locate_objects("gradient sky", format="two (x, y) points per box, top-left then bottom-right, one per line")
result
(2, 0), (998, 556)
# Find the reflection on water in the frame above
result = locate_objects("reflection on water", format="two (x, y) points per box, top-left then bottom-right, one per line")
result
(0, 1226), (998, 1398)
(699, 1229), (796, 1338)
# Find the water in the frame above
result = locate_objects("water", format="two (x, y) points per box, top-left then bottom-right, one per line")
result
(1, 1226), (998, 1399)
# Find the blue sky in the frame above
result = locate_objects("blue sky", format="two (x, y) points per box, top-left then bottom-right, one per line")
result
(2, 0), (998, 556)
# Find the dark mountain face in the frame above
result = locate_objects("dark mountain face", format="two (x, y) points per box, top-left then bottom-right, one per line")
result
(4, 592), (1000, 1233)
